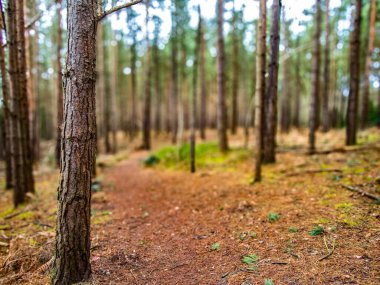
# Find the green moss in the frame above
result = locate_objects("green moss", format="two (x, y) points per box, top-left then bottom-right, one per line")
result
(334, 202), (353, 213)
(17, 211), (34, 220)
(0, 207), (15, 219)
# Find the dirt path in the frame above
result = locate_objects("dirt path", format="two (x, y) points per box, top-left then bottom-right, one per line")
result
(89, 147), (380, 285)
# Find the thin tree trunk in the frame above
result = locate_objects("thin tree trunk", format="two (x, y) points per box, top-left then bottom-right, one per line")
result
(308, 0), (322, 154)
(231, 0), (239, 135)
(321, 0), (330, 132)
(263, 0), (281, 163)
(153, 43), (161, 135)
(55, 0), (63, 166)
(190, 5), (201, 173)
(110, 31), (118, 153)
(293, 36), (301, 128)
(0, 4), (13, 189)
(52, 0), (97, 283)
(217, 0), (228, 152)
(170, 1), (178, 144)
(142, 0), (151, 150)
(346, 0), (362, 145)
(361, 0), (376, 128)
(254, 0), (266, 182)
(199, 13), (206, 140)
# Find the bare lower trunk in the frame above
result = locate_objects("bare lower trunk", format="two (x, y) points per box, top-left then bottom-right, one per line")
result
(217, 0), (228, 152)
(231, 0), (239, 135)
(52, 0), (97, 283)
(308, 0), (322, 154)
(254, 0), (266, 182)
(171, 3), (178, 144)
(55, 0), (63, 166)
(110, 32), (118, 153)
(346, 0), (362, 145)
(321, 0), (330, 132)
(199, 16), (207, 140)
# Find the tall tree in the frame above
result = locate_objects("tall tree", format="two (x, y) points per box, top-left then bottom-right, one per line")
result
(346, 0), (362, 145)
(153, 15), (162, 135)
(170, 0), (178, 144)
(361, 0), (376, 128)
(142, 0), (151, 150)
(53, 1), (141, 283)
(254, 0), (266, 182)
(217, 0), (229, 152)
(308, 0), (322, 154)
(110, 30), (118, 153)
(230, 0), (239, 135)
(293, 36), (301, 128)
(199, 9), (207, 140)
(0, 3), (12, 189)
(263, 0), (281, 163)
(321, 0), (330, 132)
(55, 0), (63, 166)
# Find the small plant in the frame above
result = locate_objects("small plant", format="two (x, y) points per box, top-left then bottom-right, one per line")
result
(211, 242), (220, 251)
(242, 254), (258, 265)
(144, 155), (160, 167)
(309, 225), (324, 236)
(264, 279), (274, 285)
(239, 233), (246, 241)
(268, 212), (280, 222)
(250, 231), (257, 238)
(288, 227), (298, 233)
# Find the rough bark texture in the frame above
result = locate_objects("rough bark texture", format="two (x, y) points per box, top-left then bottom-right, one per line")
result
(254, 0), (266, 182)
(52, 0), (97, 283)
(142, 0), (151, 150)
(199, 14), (207, 140)
(217, 0), (228, 152)
(55, 0), (63, 166)
(346, 0), (362, 145)
(231, 0), (239, 135)
(263, 0), (281, 163)
(0, 5), (13, 189)
(170, 1), (178, 144)
(361, 0), (376, 128)
(308, 0), (322, 154)
(321, 0), (330, 132)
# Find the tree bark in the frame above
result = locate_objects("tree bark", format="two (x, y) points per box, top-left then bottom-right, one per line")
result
(263, 0), (281, 163)
(52, 0), (97, 283)
(308, 0), (322, 154)
(293, 36), (301, 128)
(254, 0), (266, 182)
(142, 0), (151, 150)
(55, 0), (63, 166)
(231, 0), (239, 135)
(110, 31), (118, 153)
(361, 0), (376, 128)
(321, 0), (330, 132)
(170, 1), (178, 144)
(0, 4), (13, 189)
(346, 0), (362, 145)
(217, 0), (229, 152)
(199, 13), (207, 140)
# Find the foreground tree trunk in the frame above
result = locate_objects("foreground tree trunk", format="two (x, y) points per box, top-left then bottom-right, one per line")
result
(308, 0), (322, 154)
(55, 0), (63, 166)
(0, 6), (13, 189)
(361, 0), (376, 128)
(52, 1), (97, 283)
(217, 0), (228, 152)
(321, 0), (330, 132)
(346, 0), (362, 145)
(254, 0), (266, 182)
(263, 0), (281, 163)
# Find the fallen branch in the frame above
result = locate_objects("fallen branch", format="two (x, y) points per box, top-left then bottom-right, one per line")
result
(341, 185), (380, 201)
(36, 257), (54, 273)
(97, 0), (143, 22)
(319, 237), (336, 261)
(4, 210), (28, 220)
(286, 169), (342, 177)
(271, 261), (288, 265)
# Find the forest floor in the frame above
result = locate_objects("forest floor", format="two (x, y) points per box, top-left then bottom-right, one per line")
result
(0, 129), (379, 285)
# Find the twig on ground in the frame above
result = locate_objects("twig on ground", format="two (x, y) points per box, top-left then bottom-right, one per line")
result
(271, 261), (288, 265)
(319, 236), (336, 261)
(341, 185), (380, 201)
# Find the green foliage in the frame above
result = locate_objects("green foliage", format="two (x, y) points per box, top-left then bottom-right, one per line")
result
(250, 231), (257, 238)
(264, 279), (274, 285)
(242, 254), (258, 265)
(288, 227), (298, 233)
(267, 212), (280, 223)
(144, 155), (160, 167)
(211, 242), (220, 251)
(309, 225), (324, 236)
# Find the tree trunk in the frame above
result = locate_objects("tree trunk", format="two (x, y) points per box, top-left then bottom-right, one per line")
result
(142, 0), (151, 150)
(361, 0), (376, 128)
(263, 0), (281, 163)
(52, 0), (97, 283)
(110, 31), (118, 153)
(293, 36), (301, 128)
(153, 42), (161, 135)
(199, 13), (207, 140)
(254, 0), (266, 182)
(321, 0), (330, 132)
(170, 1), (178, 144)
(0, 5), (13, 189)
(55, 0), (63, 166)
(231, 0), (239, 135)
(346, 0), (362, 145)
(308, 0), (322, 154)
(217, 0), (229, 152)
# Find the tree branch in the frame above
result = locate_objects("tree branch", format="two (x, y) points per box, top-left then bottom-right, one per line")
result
(98, 0), (143, 22)
(25, 2), (55, 30)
